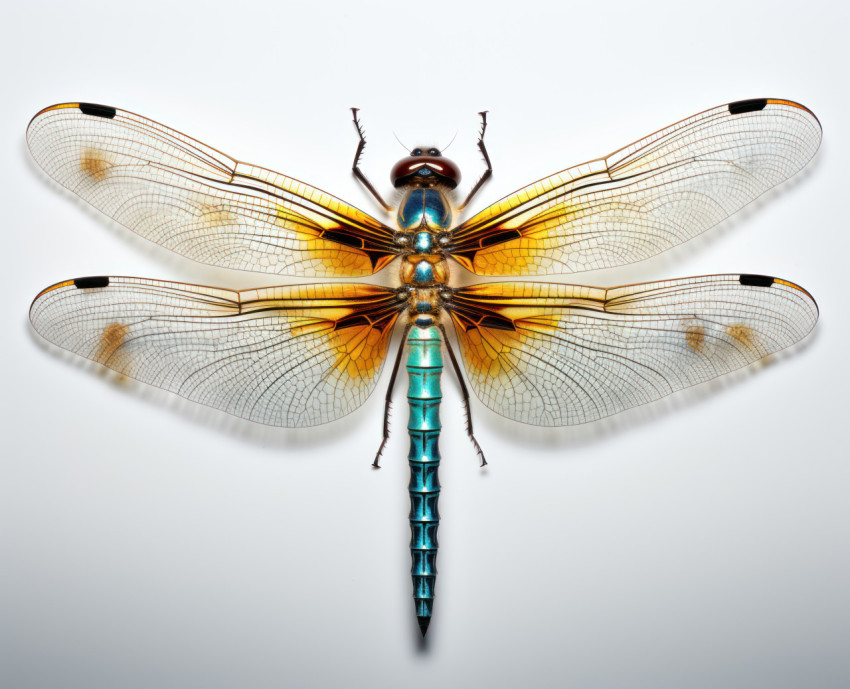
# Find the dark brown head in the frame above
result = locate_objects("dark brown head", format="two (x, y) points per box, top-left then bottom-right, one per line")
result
(390, 147), (461, 189)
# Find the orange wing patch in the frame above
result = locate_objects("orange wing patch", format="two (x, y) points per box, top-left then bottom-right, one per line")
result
(28, 102), (400, 278)
(29, 278), (406, 427)
(241, 284), (403, 385)
(274, 203), (397, 276)
(446, 276), (818, 427)
(450, 99), (821, 277)
(286, 314), (396, 382)
(449, 309), (557, 381)
(330, 321), (395, 381)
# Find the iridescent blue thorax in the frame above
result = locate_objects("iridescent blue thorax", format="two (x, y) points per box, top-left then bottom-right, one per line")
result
(397, 188), (452, 315)
(397, 188), (452, 231)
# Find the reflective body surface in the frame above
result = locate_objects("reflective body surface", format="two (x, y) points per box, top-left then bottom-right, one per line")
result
(397, 188), (453, 232)
(396, 184), (454, 634)
(406, 325), (443, 633)
(27, 98), (821, 635)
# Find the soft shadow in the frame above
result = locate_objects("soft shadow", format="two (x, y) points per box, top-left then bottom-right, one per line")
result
(26, 301), (818, 465)
(468, 325), (822, 464)
(451, 148), (824, 292)
(22, 132), (402, 461)
(23, 127), (825, 464)
(21, 137), (398, 292)
(25, 316), (383, 460)
(413, 627), (431, 654)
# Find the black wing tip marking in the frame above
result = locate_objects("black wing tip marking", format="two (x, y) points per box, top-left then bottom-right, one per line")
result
(728, 99), (768, 115)
(30, 276), (110, 316)
(74, 276), (110, 289)
(27, 102), (116, 136)
(739, 274), (819, 318)
(727, 98), (819, 125)
(739, 274), (775, 287)
(79, 103), (117, 119)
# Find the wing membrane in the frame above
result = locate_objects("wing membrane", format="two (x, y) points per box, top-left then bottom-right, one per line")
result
(30, 277), (404, 426)
(448, 275), (817, 425)
(27, 103), (399, 277)
(452, 99), (821, 276)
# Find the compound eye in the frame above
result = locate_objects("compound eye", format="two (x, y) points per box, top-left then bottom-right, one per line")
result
(428, 148), (441, 156)
(412, 148), (423, 156)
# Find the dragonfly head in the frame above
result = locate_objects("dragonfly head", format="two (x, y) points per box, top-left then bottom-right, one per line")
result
(391, 147), (460, 189)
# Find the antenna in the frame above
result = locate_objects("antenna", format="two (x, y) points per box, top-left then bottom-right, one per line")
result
(441, 129), (459, 152)
(392, 131), (410, 152)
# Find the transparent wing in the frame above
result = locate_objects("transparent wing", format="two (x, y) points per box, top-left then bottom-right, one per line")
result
(27, 103), (399, 277)
(30, 277), (404, 426)
(451, 99), (821, 276)
(448, 275), (817, 425)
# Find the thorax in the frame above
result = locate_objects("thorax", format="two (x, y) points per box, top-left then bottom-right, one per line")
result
(396, 188), (452, 319)
(397, 188), (452, 232)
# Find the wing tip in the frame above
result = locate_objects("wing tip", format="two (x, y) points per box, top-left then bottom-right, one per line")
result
(765, 97), (819, 118)
(773, 277), (820, 319)
(727, 97), (822, 132)
(30, 278), (72, 308)
(27, 102), (117, 134)
(27, 102), (77, 135)
(739, 273), (819, 320)
(29, 278), (71, 322)
(30, 276), (111, 316)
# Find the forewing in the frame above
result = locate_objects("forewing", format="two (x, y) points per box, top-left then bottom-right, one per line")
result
(27, 103), (399, 277)
(448, 275), (817, 425)
(30, 277), (404, 426)
(452, 99), (821, 276)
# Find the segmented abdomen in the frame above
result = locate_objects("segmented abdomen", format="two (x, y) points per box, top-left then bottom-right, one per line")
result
(406, 324), (442, 636)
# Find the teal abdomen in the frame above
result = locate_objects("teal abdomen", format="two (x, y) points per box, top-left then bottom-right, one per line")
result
(397, 188), (452, 231)
(406, 324), (443, 636)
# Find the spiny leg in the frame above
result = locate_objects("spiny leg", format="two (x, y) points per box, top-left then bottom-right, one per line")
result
(350, 108), (392, 212)
(457, 111), (493, 212)
(373, 324), (412, 468)
(438, 324), (487, 466)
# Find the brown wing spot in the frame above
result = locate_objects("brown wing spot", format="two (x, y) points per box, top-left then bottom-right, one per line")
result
(95, 322), (129, 364)
(80, 149), (113, 182)
(199, 202), (236, 229)
(726, 324), (756, 350)
(686, 325), (706, 352)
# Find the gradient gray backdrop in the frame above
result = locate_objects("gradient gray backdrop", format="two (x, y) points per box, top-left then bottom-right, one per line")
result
(2, 0), (847, 686)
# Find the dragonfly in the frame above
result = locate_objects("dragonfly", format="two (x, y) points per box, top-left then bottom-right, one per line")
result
(27, 98), (821, 636)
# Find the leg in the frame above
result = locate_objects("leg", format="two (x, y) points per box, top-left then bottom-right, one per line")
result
(438, 324), (487, 466)
(373, 324), (411, 467)
(457, 111), (493, 212)
(351, 108), (392, 212)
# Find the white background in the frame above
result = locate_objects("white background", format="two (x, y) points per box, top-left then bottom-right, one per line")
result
(2, 1), (847, 687)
